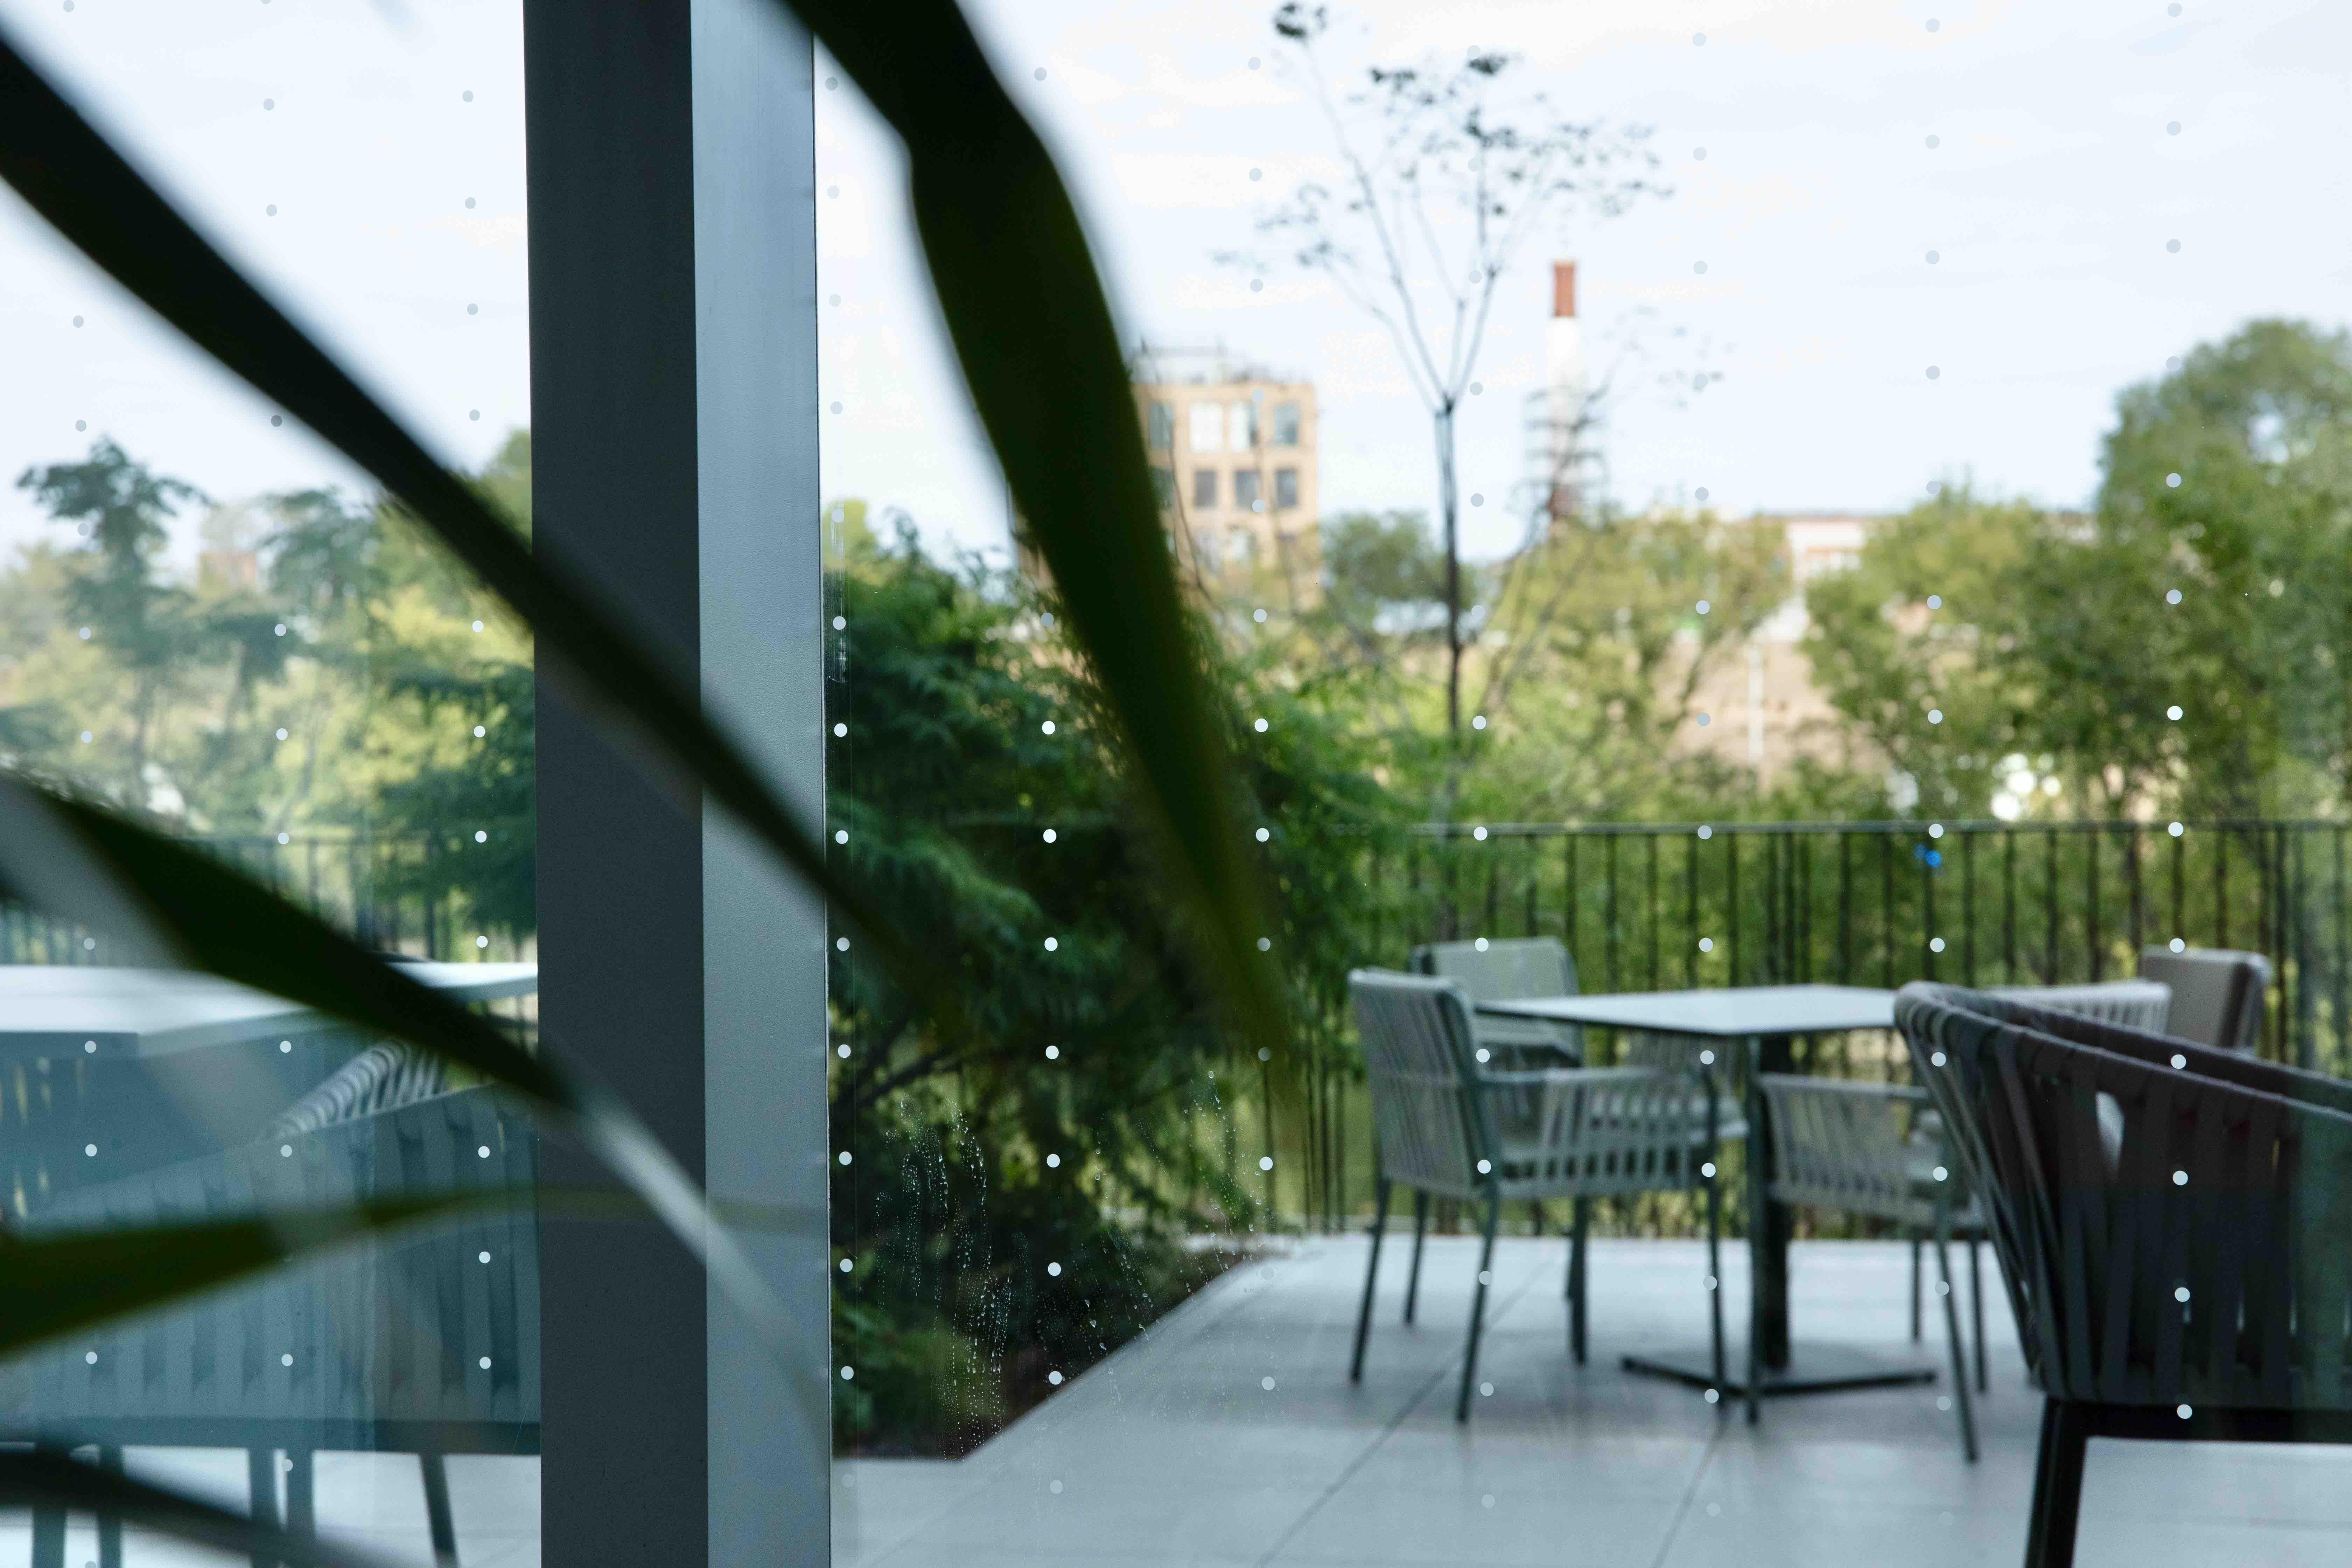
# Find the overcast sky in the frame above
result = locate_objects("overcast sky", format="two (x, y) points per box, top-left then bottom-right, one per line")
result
(0, 0), (2343, 570)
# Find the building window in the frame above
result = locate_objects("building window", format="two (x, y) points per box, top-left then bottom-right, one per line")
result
(1193, 467), (1218, 509)
(1272, 401), (1302, 446)
(1189, 403), (1223, 454)
(1147, 401), (1174, 451)
(1226, 402), (1256, 450)
(1273, 467), (1299, 510)
(1230, 528), (1255, 566)
(1150, 466), (1175, 507)
(1194, 527), (1222, 573)
(1234, 470), (1262, 513)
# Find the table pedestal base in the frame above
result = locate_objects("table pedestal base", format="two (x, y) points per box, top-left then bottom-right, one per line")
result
(1622, 1342), (1938, 1398)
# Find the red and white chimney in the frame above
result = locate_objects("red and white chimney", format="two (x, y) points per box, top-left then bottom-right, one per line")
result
(1545, 261), (1587, 517)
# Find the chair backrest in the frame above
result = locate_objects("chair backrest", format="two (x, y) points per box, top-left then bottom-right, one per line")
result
(1349, 969), (1493, 1200)
(266, 1041), (452, 1140)
(1413, 937), (1575, 1000)
(0, 1083), (540, 1448)
(1895, 981), (2352, 1414)
(1989, 979), (2170, 1035)
(1412, 937), (1582, 1059)
(1755, 1073), (1934, 1228)
(2137, 945), (2272, 1053)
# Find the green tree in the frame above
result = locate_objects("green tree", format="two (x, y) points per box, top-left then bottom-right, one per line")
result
(16, 439), (205, 798)
(825, 511), (1391, 1452)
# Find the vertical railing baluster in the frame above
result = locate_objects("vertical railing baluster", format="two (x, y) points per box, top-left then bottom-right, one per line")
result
(2217, 826), (2231, 950)
(1728, 831), (1742, 986)
(1605, 833), (1621, 993)
(2087, 824), (2102, 982)
(2004, 830), (2018, 983)
(1686, 831), (1700, 989)
(1647, 833), (1661, 990)
(1962, 828), (1978, 987)
(1839, 831), (1854, 985)
(1879, 830), (1894, 991)
(2043, 828), (2058, 983)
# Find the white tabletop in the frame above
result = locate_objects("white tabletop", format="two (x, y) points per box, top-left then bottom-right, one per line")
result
(1478, 983), (1896, 1038)
(0, 961), (539, 1058)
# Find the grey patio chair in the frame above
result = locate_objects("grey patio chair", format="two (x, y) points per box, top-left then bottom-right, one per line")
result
(0, 1044), (538, 1568)
(1412, 936), (1584, 1068)
(1348, 969), (1731, 1422)
(2136, 945), (2272, 1052)
(1752, 1072), (1987, 1458)
(1989, 978), (2171, 1033)
(1895, 982), (2352, 1568)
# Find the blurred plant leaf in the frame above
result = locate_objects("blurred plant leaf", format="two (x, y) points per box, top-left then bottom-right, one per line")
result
(788, 0), (1291, 1058)
(0, 1449), (403, 1568)
(0, 27), (961, 1044)
(0, 777), (796, 1370)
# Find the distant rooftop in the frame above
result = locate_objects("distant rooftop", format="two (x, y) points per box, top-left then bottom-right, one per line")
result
(1130, 341), (1310, 387)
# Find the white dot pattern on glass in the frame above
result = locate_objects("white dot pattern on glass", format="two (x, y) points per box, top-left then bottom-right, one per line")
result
(479, 1356), (492, 1370)
(281, 1353), (293, 1367)
(1930, 937), (1945, 952)
(1049, 1479), (1063, 1494)
(1048, 1370), (1064, 1385)
(1693, 260), (1707, 275)
(482, 1251), (493, 1264)
(838, 1150), (852, 1166)
(1260, 1375), (1275, 1391)
(2167, 239), (2182, 253)
(1926, 365), (1941, 379)
(1699, 937), (1714, 952)
(1258, 1155), (1274, 1171)
(1044, 1045), (1059, 1060)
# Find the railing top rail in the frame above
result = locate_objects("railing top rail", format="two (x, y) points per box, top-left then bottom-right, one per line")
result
(1392, 818), (2352, 839)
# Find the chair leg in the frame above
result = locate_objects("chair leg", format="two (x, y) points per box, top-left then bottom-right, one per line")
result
(1454, 1192), (1502, 1423)
(1351, 1178), (1392, 1382)
(1705, 1162), (1726, 1404)
(285, 1449), (314, 1541)
(247, 1448), (280, 1568)
(1910, 1237), (1924, 1342)
(1970, 1239), (1987, 1393)
(1932, 1226), (1978, 1462)
(1404, 1190), (1429, 1325)
(98, 1446), (125, 1568)
(30, 1441), (67, 1568)
(1569, 1195), (1589, 1366)
(420, 1452), (460, 1567)
(2025, 1399), (2090, 1568)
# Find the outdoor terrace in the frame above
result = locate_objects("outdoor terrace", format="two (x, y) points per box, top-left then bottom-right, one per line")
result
(836, 1236), (2352, 1568)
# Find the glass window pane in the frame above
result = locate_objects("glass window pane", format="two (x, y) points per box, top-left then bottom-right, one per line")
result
(1188, 402), (1224, 454)
(0, 6), (539, 1558)
(821, 3), (2348, 1562)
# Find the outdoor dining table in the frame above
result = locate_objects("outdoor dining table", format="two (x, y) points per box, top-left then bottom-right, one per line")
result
(1477, 982), (1927, 1401)
(0, 959), (540, 1059)
(0, 960), (542, 1186)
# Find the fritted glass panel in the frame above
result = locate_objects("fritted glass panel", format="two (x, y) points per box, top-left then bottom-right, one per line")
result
(822, 4), (2352, 1566)
(0, 3), (538, 1560)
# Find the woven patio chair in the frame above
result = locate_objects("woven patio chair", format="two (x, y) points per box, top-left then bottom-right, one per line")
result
(1894, 982), (2352, 1568)
(1752, 1072), (1987, 1457)
(1413, 936), (1584, 1068)
(2136, 945), (2272, 1053)
(1, 1044), (537, 1568)
(1348, 969), (1732, 1422)
(1895, 979), (2169, 1344)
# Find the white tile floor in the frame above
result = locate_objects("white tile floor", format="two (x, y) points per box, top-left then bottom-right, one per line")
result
(6, 1237), (2347, 1564)
(833, 1236), (2352, 1568)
